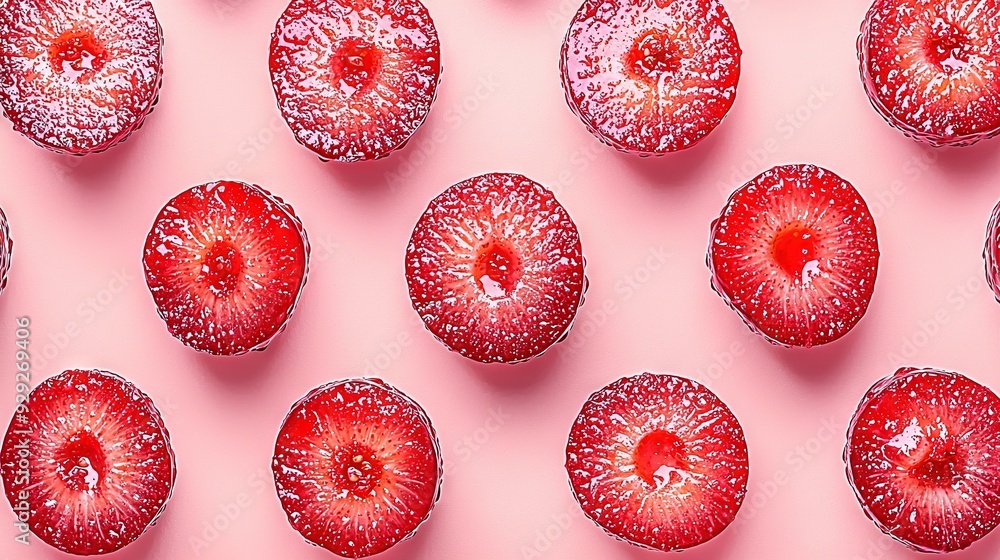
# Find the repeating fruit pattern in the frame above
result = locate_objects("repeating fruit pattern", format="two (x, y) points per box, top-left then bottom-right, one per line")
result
(1, 0), (999, 557)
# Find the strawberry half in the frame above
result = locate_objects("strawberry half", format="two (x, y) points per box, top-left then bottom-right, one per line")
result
(859, 0), (1000, 146)
(986, 200), (1000, 302)
(0, 0), (163, 154)
(1, 369), (175, 555)
(0, 205), (11, 295)
(566, 372), (748, 552)
(143, 180), (310, 356)
(272, 378), (442, 558)
(709, 164), (880, 348)
(560, 0), (741, 155)
(269, 0), (441, 162)
(845, 367), (1000, 552)
(405, 173), (586, 364)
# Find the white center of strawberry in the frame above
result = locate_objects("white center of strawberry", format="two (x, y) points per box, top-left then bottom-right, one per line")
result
(473, 240), (522, 299)
(334, 445), (383, 498)
(201, 240), (244, 295)
(331, 38), (383, 95)
(925, 19), (972, 76)
(54, 431), (107, 493)
(884, 419), (964, 488)
(911, 447), (962, 487)
(634, 430), (690, 489)
(626, 31), (681, 80)
(70, 457), (101, 491)
(772, 226), (820, 282)
(48, 29), (108, 81)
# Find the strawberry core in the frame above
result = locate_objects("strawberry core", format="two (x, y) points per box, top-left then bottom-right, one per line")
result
(49, 30), (108, 79)
(473, 240), (522, 298)
(772, 226), (819, 281)
(332, 38), (383, 93)
(335, 445), (383, 498)
(626, 31), (681, 79)
(911, 441), (963, 487)
(925, 20), (971, 75)
(634, 430), (688, 488)
(55, 431), (107, 493)
(203, 241), (244, 294)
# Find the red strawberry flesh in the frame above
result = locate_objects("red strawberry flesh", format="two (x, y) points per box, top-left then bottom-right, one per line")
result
(709, 164), (880, 347)
(269, 0), (441, 162)
(0, 369), (175, 555)
(405, 173), (586, 364)
(0, 206), (10, 294)
(142, 180), (309, 356)
(845, 367), (1000, 552)
(985, 200), (1000, 302)
(0, 0), (163, 154)
(48, 30), (108, 75)
(566, 373), (749, 552)
(560, 0), (741, 154)
(859, 0), (1000, 146)
(272, 378), (442, 558)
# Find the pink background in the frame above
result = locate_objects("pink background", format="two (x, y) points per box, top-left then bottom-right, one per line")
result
(3, 0), (1000, 558)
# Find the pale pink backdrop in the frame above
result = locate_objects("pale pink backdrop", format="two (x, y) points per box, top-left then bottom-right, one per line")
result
(2, 0), (1000, 559)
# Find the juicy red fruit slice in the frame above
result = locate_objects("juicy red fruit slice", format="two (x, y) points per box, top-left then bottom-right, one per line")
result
(566, 372), (749, 551)
(0, 369), (175, 555)
(143, 180), (310, 356)
(0, 0), (163, 154)
(273, 378), (442, 558)
(985, 200), (1000, 302)
(859, 0), (1000, 146)
(709, 164), (880, 348)
(846, 368), (1000, 552)
(270, 0), (441, 162)
(0, 205), (11, 295)
(405, 173), (586, 364)
(560, 0), (741, 155)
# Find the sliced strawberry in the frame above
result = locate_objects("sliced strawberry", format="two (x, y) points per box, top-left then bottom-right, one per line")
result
(860, 0), (1000, 146)
(986, 200), (1000, 302)
(1, 369), (175, 555)
(560, 0), (741, 155)
(269, 0), (441, 162)
(142, 180), (310, 356)
(405, 173), (586, 364)
(272, 378), (441, 558)
(846, 367), (1000, 552)
(566, 372), (748, 552)
(708, 164), (880, 348)
(0, 0), (163, 154)
(0, 205), (10, 295)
